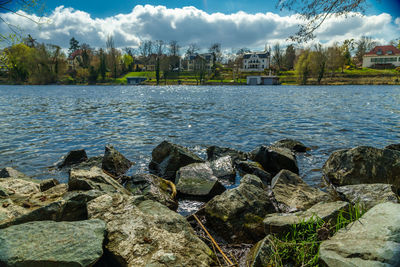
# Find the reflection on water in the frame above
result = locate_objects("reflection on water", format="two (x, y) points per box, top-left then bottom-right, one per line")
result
(0, 85), (399, 188)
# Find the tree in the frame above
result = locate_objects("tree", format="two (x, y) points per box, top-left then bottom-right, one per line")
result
(209, 43), (222, 66)
(295, 49), (311, 85)
(168, 40), (180, 70)
(354, 36), (377, 66)
(154, 40), (165, 85)
(272, 42), (284, 73)
(277, 0), (367, 42)
(106, 35), (120, 79)
(283, 44), (296, 70)
(79, 43), (92, 68)
(185, 43), (199, 58)
(3, 43), (33, 82)
(68, 37), (80, 57)
(310, 44), (327, 84)
(326, 44), (344, 75)
(98, 48), (107, 81)
(138, 40), (153, 70)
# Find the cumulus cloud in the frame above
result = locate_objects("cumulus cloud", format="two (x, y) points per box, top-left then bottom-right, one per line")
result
(0, 5), (398, 50)
(395, 17), (400, 28)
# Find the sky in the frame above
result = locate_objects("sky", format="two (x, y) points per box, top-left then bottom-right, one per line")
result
(1, 0), (399, 51)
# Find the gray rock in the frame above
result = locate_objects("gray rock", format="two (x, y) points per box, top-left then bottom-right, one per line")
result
(57, 149), (88, 168)
(236, 161), (272, 185)
(264, 201), (349, 235)
(246, 235), (274, 267)
(87, 194), (215, 266)
(39, 178), (60, 192)
(208, 155), (236, 179)
(74, 156), (103, 170)
(68, 167), (131, 195)
(250, 145), (299, 176)
(335, 183), (398, 211)
(0, 167), (41, 184)
(273, 138), (308, 152)
(319, 202), (400, 266)
(0, 219), (105, 266)
(176, 163), (226, 200)
(101, 144), (133, 177)
(206, 145), (248, 162)
(323, 146), (400, 192)
(272, 170), (330, 212)
(385, 143), (400, 151)
(205, 175), (276, 243)
(125, 173), (178, 210)
(149, 141), (205, 181)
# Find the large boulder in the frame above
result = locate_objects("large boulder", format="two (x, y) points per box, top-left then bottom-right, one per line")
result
(87, 194), (215, 266)
(245, 235), (274, 267)
(0, 167), (41, 184)
(204, 175), (276, 243)
(264, 201), (349, 236)
(206, 145), (248, 162)
(176, 163), (226, 200)
(250, 145), (299, 176)
(68, 166), (131, 195)
(125, 173), (178, 210)
(39, 178), (60, 192)
(271, 170), (330, 212)
(0, 219), (105, 266)
(385, 143), (400, 151)
(319, 202), (400, 266)
(149, 141), (205, 181)
(101, 144), (133, 177)
(273, 139), (308, 152)
(236, 161), (272, 185)
(335, 183), (398, 211)
(57, 149), (88, 168)
(323, 146), (400, 192)
(208, 155), (236, 179)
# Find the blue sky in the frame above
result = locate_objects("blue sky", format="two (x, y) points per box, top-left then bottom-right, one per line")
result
(1, 0), (399, 50)
(40, 0), (400, 18)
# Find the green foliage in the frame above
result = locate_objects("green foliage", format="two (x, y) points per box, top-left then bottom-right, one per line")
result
(267, 204), (365, 267)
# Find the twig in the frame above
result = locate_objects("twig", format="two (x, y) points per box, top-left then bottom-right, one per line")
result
(193, 214), (235, 266)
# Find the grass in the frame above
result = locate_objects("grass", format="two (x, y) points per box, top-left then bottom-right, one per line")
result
(266, 204), (365, 267)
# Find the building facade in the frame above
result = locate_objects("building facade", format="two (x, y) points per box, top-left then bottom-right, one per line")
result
(362, 45), (400, 68)
(242, 52), (270, 72)
(185, 53), (213, 71)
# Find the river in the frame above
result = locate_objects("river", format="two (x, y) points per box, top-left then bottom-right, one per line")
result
(1, 85), (399, 190)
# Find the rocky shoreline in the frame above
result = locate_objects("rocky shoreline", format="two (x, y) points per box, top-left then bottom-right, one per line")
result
(1, 140), (400, 266)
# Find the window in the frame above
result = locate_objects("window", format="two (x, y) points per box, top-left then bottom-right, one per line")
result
(377, 50), (382, 55)
(387, 50), (393, 55)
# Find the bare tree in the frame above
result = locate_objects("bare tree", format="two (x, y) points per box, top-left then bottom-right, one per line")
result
(154, 40), (165, 85)
(106, 35), (119, 79)
(209, 43), (222, 65)
(272, 43), (284, 73)
(354, 36), (377, 66)
(138, 40), (153, 71)
(185, 43), (199, 58)
(277, 0), (367, 42)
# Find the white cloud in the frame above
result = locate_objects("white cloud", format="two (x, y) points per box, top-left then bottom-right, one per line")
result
(0, 5), (398, 51)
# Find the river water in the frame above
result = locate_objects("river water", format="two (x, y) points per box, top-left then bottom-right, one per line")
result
(1, 85), (399, 190)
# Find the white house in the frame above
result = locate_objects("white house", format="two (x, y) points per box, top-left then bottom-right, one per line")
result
(242, 51), (270, 72)
(362, 45), (400, 68)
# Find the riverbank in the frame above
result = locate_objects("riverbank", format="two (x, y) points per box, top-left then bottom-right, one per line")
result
(1, 68), (399, 86)
(1, 140), (400, 266)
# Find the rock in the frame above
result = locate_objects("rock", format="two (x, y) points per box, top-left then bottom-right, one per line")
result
(125, 173), (178, 210)
(272, 170), (330, 212)
(68, 167), (131, 195)
(176, 163), (226, 200)
(264, 201), (349, 235)
(246, 235), (274, 267)
(206, 145), (248, 162)
(57, 149), (88, 168)
(0, 219), (105, 266)
(39, 178), (60, 192)
(0, 167), (40, 184)
(385, 143), (400, 151)
(149, 141), (205, 181)
(208, 155), (236, 179)
(319, 202), (400, 266)
(335, 183), (398, 211)
(323, 146), (400, 192)
(236, 161), (272, 185)
(102, 144), (133, 177)
(205, 175), (276, 243)
(74, 156), (103, 170)
(250, 145), (299, 176)
(273, 138), (308, 152)
(0, 177), (40, 196)
(87, 194), (215, 266)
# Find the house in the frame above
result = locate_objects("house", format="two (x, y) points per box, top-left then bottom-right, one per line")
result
(126, 77), (147, 85)
(247, 75), (280, 85)
(241, 51), (270, 72)
(362, 45), (400, 68)
(67, 49), (82, 71)
(185, 53), (213, 71)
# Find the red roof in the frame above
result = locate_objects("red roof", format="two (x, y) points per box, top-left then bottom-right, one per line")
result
(365, 45), (400, 56)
